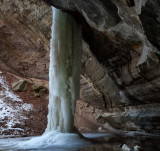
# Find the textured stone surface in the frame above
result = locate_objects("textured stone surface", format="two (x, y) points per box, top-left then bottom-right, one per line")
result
(12, 80), (28, 92)
(44, 0), (160, 134)
(74, 99), (101, 133)
(32, 84), (46, 97)
(0, 0), (51, 80)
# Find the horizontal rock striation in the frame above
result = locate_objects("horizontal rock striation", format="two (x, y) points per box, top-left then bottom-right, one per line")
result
(0, 0), (51, 80)
(0, 0), (160, 135)
(44, 0), (160, 134)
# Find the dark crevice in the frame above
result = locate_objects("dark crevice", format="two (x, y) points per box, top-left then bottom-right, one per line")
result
(140, 2), (160, 51)
(42, 0), (154, 107)
(126, 0), (135, 7)
(102, 94), (107, 109)
(99, 0), (121, 24)
(106, 92), (112, 108)
(42, 0), (54, 6)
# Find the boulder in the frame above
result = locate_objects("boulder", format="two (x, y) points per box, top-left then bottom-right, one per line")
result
(12, 80), (28, 92)
(32, 84), (46, 97)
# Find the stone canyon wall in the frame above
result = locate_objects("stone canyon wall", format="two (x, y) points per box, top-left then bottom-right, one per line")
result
(0, 0), (160, 136)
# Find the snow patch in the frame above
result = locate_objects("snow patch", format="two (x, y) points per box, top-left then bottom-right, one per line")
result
(0, 70), (33, 135)
(0, 72), (22, 102)
(134, 145), (141, 151)
(122, 144), (131, 151)
(21, 103), (33, 111)
(17, 131), (89, 149)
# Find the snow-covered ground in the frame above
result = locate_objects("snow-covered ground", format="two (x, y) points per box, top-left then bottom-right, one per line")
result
(0, 71), (33, 136)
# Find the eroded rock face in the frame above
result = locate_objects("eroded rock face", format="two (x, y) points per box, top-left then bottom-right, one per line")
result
(44, 0), (160, 134)
(12, 80), (28, 92)
(0, 0), (51, 80)
(0, 0), (50, 137)
(0, 0), (160, 135)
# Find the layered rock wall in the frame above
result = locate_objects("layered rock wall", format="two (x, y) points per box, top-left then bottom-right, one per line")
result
(0, 0), (160, 135)
(43, 0), (160, 134)
(0, 0), (51, 80)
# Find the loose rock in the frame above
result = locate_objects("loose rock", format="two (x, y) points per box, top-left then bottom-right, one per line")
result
(32, 84), (46, 97)
(12, 80), (28, 92)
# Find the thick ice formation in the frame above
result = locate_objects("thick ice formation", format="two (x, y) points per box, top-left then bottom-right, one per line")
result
(17, 131), (88, 149)
(46, 7), (81, 133)
(10, 7), (86, 149)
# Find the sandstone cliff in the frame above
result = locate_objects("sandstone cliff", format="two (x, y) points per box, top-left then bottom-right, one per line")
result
(44, 0), (160, 135)
(0, 0), (160, 136)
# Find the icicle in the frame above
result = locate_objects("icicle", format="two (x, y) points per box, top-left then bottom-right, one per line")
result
(46, 7), (82, 133)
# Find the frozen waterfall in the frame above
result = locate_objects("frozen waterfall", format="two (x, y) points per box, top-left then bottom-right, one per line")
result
(4, 7), (87, 150)
(46, 7), (82, 133)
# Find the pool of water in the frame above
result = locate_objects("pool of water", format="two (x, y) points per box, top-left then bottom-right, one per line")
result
(0, 133), (160, 151)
